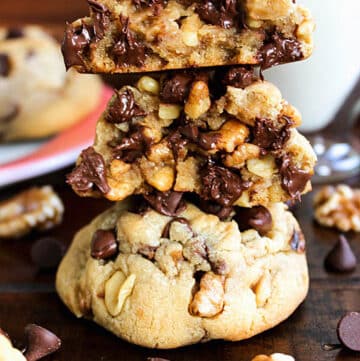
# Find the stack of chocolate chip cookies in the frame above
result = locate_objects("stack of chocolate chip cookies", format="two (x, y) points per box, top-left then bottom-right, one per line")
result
(56, 0), (316, 349)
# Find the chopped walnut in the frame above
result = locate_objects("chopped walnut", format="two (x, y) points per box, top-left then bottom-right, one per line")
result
(252, 353), (295, 361)
(0, 186), (64, 239)
(314, 184), (360, 232)
(189, 272), (225, 318)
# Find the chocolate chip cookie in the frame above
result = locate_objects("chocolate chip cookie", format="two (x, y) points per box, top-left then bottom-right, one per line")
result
(67, 68), (316, 207)
(62, 0), (314, 73)
(0, 26), (103, 141)
(56, 200), (308, 348)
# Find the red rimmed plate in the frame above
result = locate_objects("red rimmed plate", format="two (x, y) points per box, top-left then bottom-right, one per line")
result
(0, 86), (113, 188)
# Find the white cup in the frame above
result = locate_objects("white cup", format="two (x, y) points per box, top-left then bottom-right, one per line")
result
(265, 0), (360, 133)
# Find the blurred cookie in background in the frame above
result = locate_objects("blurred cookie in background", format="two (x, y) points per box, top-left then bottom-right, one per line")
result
(0, 26), (103, 142)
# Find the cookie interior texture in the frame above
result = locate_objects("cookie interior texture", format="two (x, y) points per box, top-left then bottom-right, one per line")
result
(56, 200), (308, 349)
(0, 25), (102, 142)
(67, 68), (316, 207)
(62, 0), (314, 73)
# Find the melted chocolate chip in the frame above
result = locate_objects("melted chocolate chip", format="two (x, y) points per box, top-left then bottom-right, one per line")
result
(162, 217), (193, 238)
(259, 33), (303, 70)
(112, 126), (152, 162)
(201, 160), (249, 206)
(6, 28), (24, 39)
(277, 155), (311, 199)
(62, 22), (93, 69)
(290, 229), (305, 253)
(195, 0), (244, 30)
(133, 0), (167, 14)
(166, 130), (188, 160)
(324, 235), (357, 273)
(30, 237), (65, 269)
(113, 16), (147, 67)
(91, 229), (118, 260)
(198, 199), (233, 220)
(144, 191), (186, 217)
(0, 54), (11, 77)
(252, 117), (292, 155)
(24, 324), (61, 361)
(160, 73), (193, 103)
(88, 0), (111, 40)
(234, 206), (272, 236)
(179, 124), (220, 151)
(67, 146), (110, 194)
(337, 312), (360, 351)
(106, 89), (146, 124)
(222, 66), (258, 89)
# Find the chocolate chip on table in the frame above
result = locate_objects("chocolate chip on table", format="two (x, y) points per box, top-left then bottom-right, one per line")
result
(277, 155), (311, 200)
(66, 146), (110, 194)
(0, 53), (11, 77)
(112, 16), (147, 67)
(290, 229), (306, 253)
(62, 22), (93, 70)
(24, 324), (61, 361)
(144, 191), (186, 217)
(337, 312), (360, 351)
(91, 229), (118, 260)
(234, 206), (273, 236)
(324, 234), (357, 273)
(259, 32), (303, 70)
(106, 89), (146, 124)
(6, 28), (24, 39)
(30, 237), (65, 269)
(201, 160), (249, 207)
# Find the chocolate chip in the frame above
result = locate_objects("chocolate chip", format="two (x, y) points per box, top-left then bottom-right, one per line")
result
(162, 217), (193, 238)
(252, 117), (292, 155)
(324, 235), (357, 273)
(198, 200), (233, 220)
(234, 206), (272, 236)
(30, 237), (65, 269)
(290, 229), (305, 253)
(277, 155), (311, 199)
(337, 312), (360, 351)
(91, 229), (118, 260)
(0, 53), (11, 77)
(259, 32), (303, 70)
(160, 73), (193, 103)
(144, 191), (186, 217)
(24, 324), (61, 361)
(179, 125), (220, 151)
(6, 28), (24, 39)
(66, 146), (110, 194)
(88, 0), (111, 40)
(62, 22), (93, 70)
(106, 89), (146, 124)
(201, 160), (249, 206)
(112, 126), (152, 162)
(166, 130), (188, 160)
(133, 0), (167, 14)
(222, 66), (258, 89)
(113, 16), (147, 67)
(195, 0), (245, 30)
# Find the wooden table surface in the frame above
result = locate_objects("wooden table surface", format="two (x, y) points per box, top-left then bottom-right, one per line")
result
(1, 1), (360, 360)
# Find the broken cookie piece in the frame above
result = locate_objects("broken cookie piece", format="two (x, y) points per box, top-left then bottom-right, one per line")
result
(62, 0), (314, 73)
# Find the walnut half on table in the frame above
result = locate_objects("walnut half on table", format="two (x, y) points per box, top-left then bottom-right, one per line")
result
(313, 184), (360, 232)
(0, 186), (64, 239)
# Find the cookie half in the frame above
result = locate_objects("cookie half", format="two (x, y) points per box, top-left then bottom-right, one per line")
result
(0, 26), (103, 141)
(67, 68), (316, 207)
(62, 0), (314, 73)
(56, 200), (308, 348)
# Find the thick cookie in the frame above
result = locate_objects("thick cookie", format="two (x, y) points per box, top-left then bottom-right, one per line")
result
(56, 200), (309, 349)
(67, 68), (316, 207)
(0, 26), (103, 141)
(62, 0), (314, 73)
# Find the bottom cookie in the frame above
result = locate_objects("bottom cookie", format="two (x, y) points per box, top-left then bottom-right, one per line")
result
(56, 200), (308, 349)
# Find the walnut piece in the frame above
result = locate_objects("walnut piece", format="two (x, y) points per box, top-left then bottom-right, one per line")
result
(252, 353), (295, 361)
(0, 186), (64, 239)
(0, 334), (26, 361)
(189, 272), (225, 318)
(313, 184), (360, 232)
